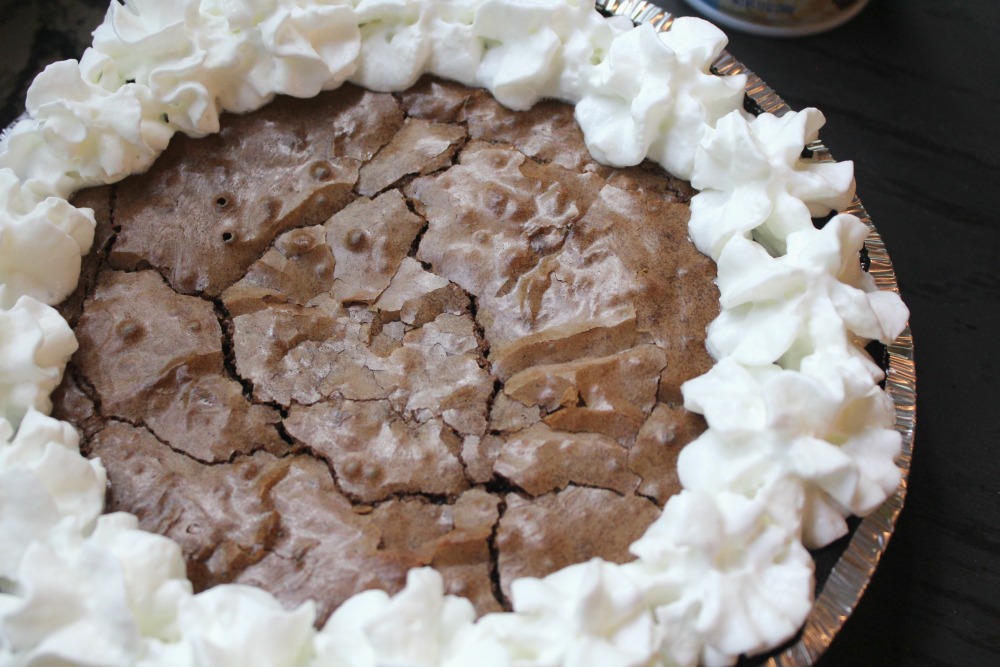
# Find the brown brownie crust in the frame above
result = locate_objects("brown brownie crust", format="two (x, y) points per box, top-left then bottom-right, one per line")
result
(54, 76), (716, 622)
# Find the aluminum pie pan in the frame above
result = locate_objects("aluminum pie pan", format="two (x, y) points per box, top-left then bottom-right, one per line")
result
(0, 4), (914, 664)
(595, 0), (916, 664)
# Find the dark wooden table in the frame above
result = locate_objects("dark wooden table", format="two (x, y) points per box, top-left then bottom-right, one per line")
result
(3, 1), (998, 665)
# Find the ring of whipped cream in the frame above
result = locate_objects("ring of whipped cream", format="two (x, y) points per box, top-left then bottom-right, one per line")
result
(0, 1), (909, 665)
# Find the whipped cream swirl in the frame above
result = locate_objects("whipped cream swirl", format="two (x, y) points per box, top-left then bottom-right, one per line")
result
(575, 17), (747, 179)
(0, 1), (909, 665)
(0, 169), (95, 310)
(0, 299), (77, 426)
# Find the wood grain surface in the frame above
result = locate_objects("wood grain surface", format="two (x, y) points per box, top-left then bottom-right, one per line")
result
(2, 0), (998, 665)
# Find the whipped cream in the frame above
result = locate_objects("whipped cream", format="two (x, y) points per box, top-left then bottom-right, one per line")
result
(629, 482), (814, 666)
(316, 568), (478, 667)
(0, 1), (909, 665)
(681, 353), (902, 548)
(706, 214), (907, 367)
(0, 298), (77, 426)
(575, 17), (747, 179)
(689, 108), (856, 260)
(91, 0), (362, 137)
(0, 169), (96, 310)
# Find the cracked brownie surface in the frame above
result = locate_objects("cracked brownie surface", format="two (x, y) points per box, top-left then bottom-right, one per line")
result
(52, 76), (718, 623)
